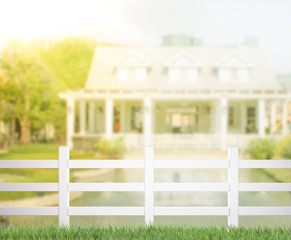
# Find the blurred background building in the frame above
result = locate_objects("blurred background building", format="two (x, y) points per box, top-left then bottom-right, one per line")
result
(57, 35), (290, 150)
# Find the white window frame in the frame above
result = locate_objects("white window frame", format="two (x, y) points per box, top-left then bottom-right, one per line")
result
(117, 68), (128, 82)
(169, 68), (180, 82)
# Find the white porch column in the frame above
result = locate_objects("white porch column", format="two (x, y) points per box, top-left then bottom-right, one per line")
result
(67, 97), (75, 149)
(215, 99), (220, 134)
(258, 99), (265, 137)
(210, 101), (216, 134)
(89, 101), (95, 133)
(144, 97), (152, 146)
(120, 101), (126, 133)
(79, 100), (86, 134)
(282, 100), (288, 135)
(270, 100), (276, 134)
(240, 102), (246, 134)
(220, 97), (228, 150)
(105, 98), (113, 138)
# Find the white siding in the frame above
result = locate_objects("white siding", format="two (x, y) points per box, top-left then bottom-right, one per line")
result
(238, 69), (249, 83)
(136, 68), (147, 82)
(117, 68), (128, 82)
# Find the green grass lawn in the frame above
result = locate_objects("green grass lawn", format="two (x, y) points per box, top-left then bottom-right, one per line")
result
(0, 225), (290, 240)
(262, 168), (291, 183)
(0, 143), (96, 160)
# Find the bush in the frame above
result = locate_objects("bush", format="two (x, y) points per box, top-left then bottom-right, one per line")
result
(276, 137), (291, 159)
(245, 138), (276, 159)
(95, 137), (126, 159)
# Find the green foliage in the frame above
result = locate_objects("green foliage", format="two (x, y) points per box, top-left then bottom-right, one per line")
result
(0, 37), (98, 143)
(40, 37), (97, 138)
(0, 134), (8, 149)
(0, 41), (54, 143)
(8, 143), (60, 154)
(245, 138), (276, 159)
(0, 225), (290, 240)
(276, 137), (291, 159)
(0, 143), (97, 160)
(39, 37), (96, 89)
(95, 137), (126, 159)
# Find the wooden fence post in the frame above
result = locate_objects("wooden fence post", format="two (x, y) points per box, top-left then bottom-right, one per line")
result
(59, 146), (70, 227)
(145, 146), (154, 225)
(228, 146), (239, 227)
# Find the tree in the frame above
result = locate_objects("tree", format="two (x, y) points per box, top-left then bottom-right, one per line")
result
(0, 41), (53, 144)
(0, 37), (98, 144)
(39, 37), (97, 89)
(38, 37), (97, 138)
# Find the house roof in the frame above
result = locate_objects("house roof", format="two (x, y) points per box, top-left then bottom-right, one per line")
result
(277, 74), (291, 90)
(85, 45), (281, 91)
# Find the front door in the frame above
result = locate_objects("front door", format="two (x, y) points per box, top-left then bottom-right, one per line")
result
(166, 107), (199, 133)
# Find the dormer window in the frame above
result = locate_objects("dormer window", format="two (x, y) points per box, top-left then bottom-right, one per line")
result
(216, 53), (252, 83)
(117, 67), (147, 82)
(169, 68), (198, 82)
(165, 52), (202, 83)
(114, 52), (150, 82)
(117, 68), (128, 82)
(218, 68), (250, 83)
(169, 68), (179, 82)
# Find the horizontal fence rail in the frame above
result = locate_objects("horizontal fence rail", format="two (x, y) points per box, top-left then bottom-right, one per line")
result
(0, 183), (59, 191)
(69, 207), (145, 216)
(0, 160), (58, 168)
(1, 182), (290, 193)
(0, 146), (290, 227)
(0, 207), (59, 216)
(68, 160), (291, 169)
(239, 207), (291, 216)
(2, 160), (290, 169)
(239, 160), (291, 168)
(1, 206), (290, 217)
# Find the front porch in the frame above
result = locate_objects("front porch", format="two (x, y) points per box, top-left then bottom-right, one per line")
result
(60, 89), (290, 150)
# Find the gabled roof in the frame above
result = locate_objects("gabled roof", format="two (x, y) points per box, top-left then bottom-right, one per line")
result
(215, 52), (253, 68)
(85, 45), (281, 91)
(113, 52), (150, 67)
(165, 52), (203, 68)
(277, 74), (291, 90)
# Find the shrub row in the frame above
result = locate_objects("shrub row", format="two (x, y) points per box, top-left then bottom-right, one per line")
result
(95, 137), (126, 159)
(245, 137), (291, 159)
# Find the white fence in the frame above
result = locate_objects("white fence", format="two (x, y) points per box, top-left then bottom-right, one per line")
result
(0, 146), (290, 227)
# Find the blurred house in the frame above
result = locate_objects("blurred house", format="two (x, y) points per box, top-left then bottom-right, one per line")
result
(59, 36), (291, 150)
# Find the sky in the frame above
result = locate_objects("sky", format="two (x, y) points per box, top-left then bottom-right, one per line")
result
(0, 0), (291, 73)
